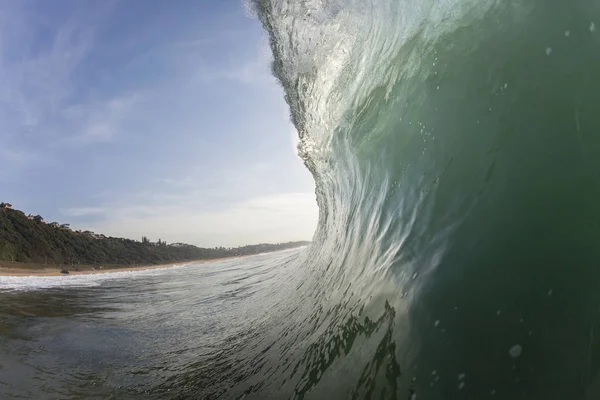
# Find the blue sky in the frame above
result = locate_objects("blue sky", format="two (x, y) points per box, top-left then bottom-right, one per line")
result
(0, 0), (318, 247)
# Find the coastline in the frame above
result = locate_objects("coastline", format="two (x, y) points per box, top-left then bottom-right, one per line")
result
(0, 256), (246, 277)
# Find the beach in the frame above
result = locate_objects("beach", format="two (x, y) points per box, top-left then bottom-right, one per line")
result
(0, 256), (245, 277)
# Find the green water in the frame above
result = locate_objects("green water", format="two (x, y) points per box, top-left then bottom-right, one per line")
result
(253, 0), (600, 397)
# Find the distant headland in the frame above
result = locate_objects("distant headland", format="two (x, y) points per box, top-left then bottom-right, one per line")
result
(0, 202), (310, 274)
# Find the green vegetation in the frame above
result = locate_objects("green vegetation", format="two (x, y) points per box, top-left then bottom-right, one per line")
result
(0, 203), (310, 266)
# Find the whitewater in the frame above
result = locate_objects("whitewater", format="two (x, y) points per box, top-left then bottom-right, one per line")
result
(3, 0), (600, 398)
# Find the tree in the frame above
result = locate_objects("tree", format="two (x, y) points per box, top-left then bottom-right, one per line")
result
(0, 203), (311, 265)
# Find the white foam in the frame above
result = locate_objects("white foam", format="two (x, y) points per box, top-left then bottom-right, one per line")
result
(0, 264), (188, 291)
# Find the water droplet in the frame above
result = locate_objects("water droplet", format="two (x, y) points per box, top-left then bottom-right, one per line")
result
(546, 47), (552, 55)
(528, 330), (533, 336)
(454, 306), (458, 311)
(504, 83), (508, 89)
(548, 289), (553, 296)
(432, 370), (437, 375)
(591, 22), (596, 32)
(509, 344), (523, 358)
(565, 30), (571, 37)
(434, 320), (440, 327)
(412, 272), (418, 280)
(437, 86), (440, 90)
(458, 373), (466, 380)
(458, 382), (465, 389)
(410, 394), (417, 400)
(496, 310), (501, 316)
(490, 389), (496, 395)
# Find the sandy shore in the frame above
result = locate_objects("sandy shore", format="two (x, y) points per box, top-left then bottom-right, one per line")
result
(0, 256), (245, 277)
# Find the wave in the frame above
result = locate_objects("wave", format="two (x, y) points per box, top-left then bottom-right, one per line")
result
(0, 264), (188, 291)
(178, 0), (600, 398)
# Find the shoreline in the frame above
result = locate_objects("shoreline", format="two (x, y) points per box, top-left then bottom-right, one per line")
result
(0, 255), (247, 277)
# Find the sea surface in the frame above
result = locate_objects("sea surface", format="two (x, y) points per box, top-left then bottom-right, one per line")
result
(4, 0), (600, 398)
(0, 250), (310, 399)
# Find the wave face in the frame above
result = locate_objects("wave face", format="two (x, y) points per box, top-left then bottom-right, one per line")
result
(244, 0), (600, 398)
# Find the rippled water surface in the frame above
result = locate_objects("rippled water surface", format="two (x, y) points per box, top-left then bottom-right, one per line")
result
(0, 249), (310, 399)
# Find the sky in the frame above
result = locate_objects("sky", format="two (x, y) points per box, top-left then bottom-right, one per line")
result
(0, 0), (318, 247)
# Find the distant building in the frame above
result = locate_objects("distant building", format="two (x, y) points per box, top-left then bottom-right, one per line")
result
(60, 224), (71, 230)
(27, 214), (44, 222)
(49, 222), (60, 228)
(1, 202), (12, 210)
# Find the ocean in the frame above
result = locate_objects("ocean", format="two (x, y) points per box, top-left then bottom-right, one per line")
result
(0, 250), (311, 399)
(3, 0), (600, 398)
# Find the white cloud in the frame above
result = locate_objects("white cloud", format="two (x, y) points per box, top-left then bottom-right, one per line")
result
(0, 5), (96, 128)
(163, 177), (198, 188)
(60, 207), (106, 217)
(0, 146), (36, 165)
(0, 2), (136, 148)
(78, 192), (319, 247)
(65, 93), (145, 144)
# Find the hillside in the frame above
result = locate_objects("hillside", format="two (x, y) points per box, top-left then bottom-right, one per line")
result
(0, 203), (310, 266)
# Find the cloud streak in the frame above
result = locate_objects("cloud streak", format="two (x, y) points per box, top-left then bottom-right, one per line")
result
(64, 93), (146, 144)
(0, 2), (143, 149)
(0, 4), (95, 129)
(60, 207), (106, 217)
